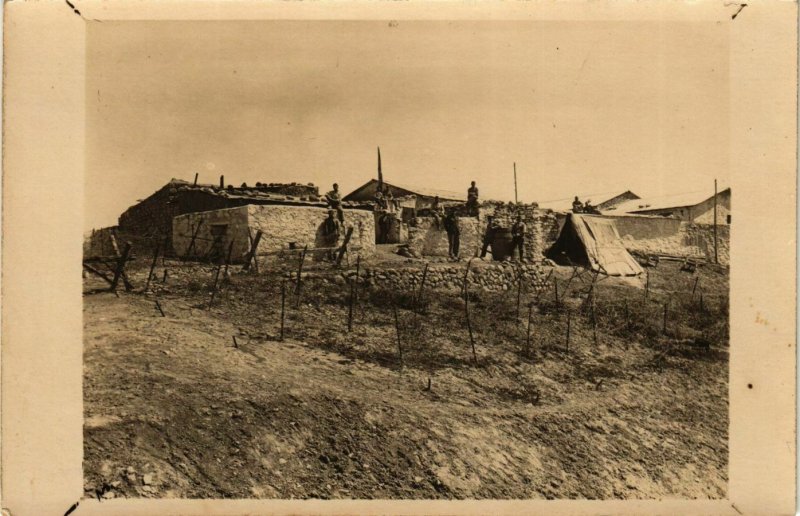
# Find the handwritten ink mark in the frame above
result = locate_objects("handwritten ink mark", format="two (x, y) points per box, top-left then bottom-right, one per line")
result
(64, 501), (79, 516)
(731, 4), (747, 20)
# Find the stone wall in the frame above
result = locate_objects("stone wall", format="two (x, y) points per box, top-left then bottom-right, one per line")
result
(247, 205), (376, 260)
(172, 205), (376, 263)
(297, 261), (552, 294)
(172, 206), (253, 262)
(607, 214), (730, 265)
(407, 217), (483, 257)
(407, 204), (560, 262)
(682, 223), (730, 265)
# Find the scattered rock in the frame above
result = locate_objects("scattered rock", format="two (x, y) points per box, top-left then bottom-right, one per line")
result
(142, 473), (154, 485)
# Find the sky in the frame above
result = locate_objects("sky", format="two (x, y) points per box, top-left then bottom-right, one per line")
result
(86, 20), (728, 230)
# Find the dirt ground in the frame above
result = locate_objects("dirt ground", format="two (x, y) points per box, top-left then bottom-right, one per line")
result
(84, 256), (728, 500)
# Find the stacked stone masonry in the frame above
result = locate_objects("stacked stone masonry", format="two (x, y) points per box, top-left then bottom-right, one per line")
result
(407, 203), (560, 262)
(295, 262), (552, 294)
(173, 205), (376, 263)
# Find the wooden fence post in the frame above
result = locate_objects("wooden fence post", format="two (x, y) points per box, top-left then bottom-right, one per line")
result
(347, 282), (355, 332)
(526, 303), (534, 359)
(462, 259), (477, 364)
(109, 242), (132, 293)
(184, 219), (203, 259)
(553, 277), (559, 305)
(417, 263), (429, 313)
(145, 242), (161, 293)
(242, 230), (263, 272)
(295, 245), (308, 296)
(516, 266), (523, 319)
(280, 281), (286, 341)
(393, 304), (403, 367)
(565, 310), (571, 354)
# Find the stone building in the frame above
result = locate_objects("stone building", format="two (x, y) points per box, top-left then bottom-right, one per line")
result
(117, 178), (369, 252)
(172, 204), (376, 264)
(343, 179), (465, 211)
(607, 187), (731, 224)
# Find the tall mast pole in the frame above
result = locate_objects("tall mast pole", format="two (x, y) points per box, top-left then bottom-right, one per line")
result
(513, 162), (518, 204)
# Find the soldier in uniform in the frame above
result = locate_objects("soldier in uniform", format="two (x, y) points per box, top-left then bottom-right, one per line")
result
(443, 210), (460, 260)
(325, 183), (344, 223)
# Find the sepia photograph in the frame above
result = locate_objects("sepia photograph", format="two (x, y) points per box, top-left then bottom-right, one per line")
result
(78, 19), (735, 501)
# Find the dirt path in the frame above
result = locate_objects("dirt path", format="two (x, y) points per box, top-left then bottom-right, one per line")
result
(84, 281), (727, 500)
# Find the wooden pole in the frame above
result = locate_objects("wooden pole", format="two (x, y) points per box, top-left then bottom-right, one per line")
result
(223, 239), (235, 277)
(347, 282), (355, 332)
(161, 235), (169, 266)
(691, 276), (699, 301)
(463, 259), (477, 364)
(280, 281), (286, 341)
(553, 277), (559, 304)
(336, 226), (355, 266)
(242, 230), (262, 272)
(417, 263), (429, 313)
(565, 311), (571, 353)
(592, 298), (598, 346)
(295, 245), (308, 296)
(208, 265), (223, 307)
(232, 335), (238, 348)
(162, 269), (168, 283)
(219, 175), (224, 189)
(462, 259), (473, 302)
(193, 172), (199, 186)
(155, 299), (165, 317)
(516, 266), (523, 319)
(644, 269), (650, 301)
(466, 297), (477, 365)
(145, 242), (161, 293)
(209, 239), (235, 307)
(513, 162), (518, 204)
(109, 242), (132, 293)
(185, 219), (203, 258)
(713, 179), (719, 264)
(393, 304), (403, 367)
(525, 303), (533, 358)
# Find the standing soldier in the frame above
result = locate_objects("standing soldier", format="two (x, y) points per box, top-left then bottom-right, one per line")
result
(326, 183), (344, 223)
(480, 216), (499, 259)
(322, 209), (342, 261)
(430, 196), (444, 229)
(466, 181), (480, 216)
(511, 214), (526, 262)
(444, 210), (461, 260)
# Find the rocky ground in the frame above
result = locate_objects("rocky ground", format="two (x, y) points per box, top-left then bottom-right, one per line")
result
(83, 255), (728, 500)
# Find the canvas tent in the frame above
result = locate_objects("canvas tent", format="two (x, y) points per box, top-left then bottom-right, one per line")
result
(546, 214), (644, 277)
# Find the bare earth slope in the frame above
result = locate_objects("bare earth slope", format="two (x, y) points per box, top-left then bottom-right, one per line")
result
(84, 261), (728, 500)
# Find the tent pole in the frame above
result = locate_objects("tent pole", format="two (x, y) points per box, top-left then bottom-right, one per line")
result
(713, 179), (718, 264)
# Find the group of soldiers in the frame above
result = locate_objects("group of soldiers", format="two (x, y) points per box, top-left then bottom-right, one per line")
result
(429, 181), (527, 262)
(571, 195), (600, 215)
(320, 183), (345, 260)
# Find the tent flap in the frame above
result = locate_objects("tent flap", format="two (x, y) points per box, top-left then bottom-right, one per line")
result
(548, 214), (644, 277)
